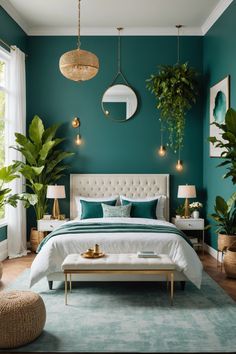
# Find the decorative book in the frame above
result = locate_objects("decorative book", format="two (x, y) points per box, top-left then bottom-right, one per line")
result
(137, 251), (159, 258)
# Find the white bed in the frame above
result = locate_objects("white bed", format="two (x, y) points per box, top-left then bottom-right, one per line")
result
(30, 174), (202, 288)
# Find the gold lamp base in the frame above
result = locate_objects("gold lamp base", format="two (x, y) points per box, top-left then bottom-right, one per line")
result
(184, 198), (190, 218)
(52, 198), (60, 219)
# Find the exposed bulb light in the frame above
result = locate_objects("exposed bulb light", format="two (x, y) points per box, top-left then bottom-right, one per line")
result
(105, 110), (109, 116)
(72, 117), (80, 128)
(75, 134), (82, 146)
(158, 145), (166, 157)
(176, 159), (183, 172)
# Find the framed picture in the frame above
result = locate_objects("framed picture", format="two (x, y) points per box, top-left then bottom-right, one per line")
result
(209, 76), (230, 157)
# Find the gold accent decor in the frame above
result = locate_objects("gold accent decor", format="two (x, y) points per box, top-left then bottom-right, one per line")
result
(81, 252), (105, 259)
(72, 117), (80, 128)
(52, 199), (60, 219)
(59, 0), (99, 82)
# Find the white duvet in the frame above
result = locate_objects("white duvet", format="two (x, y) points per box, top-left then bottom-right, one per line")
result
(30, 218), (203, 288)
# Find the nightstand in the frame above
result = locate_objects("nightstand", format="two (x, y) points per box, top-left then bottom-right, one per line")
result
(172, 217), (205, 255)
(37, 219), (69, 232)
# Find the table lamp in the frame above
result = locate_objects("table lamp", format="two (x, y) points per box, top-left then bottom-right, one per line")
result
(177, 185), (196, 218)
(46, 185), (66, 219)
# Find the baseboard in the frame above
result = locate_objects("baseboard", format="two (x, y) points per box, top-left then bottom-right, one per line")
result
(204, 243), (222, 262)
(0, 239), (8, 261)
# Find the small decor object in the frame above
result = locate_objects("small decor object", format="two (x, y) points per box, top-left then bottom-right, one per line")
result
(43, 214), (51, 220)
(177, 185), (196, 218)
(189, 202), (203, 219)
(146, 25), (198, 166)
(101, 28), (138, 122)
(137, 251), (159, 258)
(59, 0), (99, 81)
(209, 76), (230, 157)
(47, 185), (66, 219)
(0, 291), (46, 349)
(81, 244), (105, 258)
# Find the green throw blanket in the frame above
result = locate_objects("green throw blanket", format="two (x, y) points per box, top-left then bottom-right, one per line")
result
(37, 222), (192, 252)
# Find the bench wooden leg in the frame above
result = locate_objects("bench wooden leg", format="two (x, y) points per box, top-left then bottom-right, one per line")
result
(65, 273), (68, 305)
(170, 272), (174, 306)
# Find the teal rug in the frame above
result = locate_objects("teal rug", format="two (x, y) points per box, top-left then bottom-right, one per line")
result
(3, 270), (236, 353)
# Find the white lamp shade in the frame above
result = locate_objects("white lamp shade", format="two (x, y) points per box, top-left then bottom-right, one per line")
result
(47, 185), (66, 199)
(177, 185), (196, 198)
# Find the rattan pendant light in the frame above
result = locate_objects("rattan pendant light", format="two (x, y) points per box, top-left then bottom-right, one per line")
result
(59, 0), (99, 81)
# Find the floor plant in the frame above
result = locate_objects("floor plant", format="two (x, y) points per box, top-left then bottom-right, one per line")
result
(12, 115), (74, 220)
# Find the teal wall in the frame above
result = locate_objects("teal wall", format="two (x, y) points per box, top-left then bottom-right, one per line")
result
(26, 35), (203, 232)
(0, 6), (27, 52)
(0, 6), (27, 242)
(203, 1), (236, 249)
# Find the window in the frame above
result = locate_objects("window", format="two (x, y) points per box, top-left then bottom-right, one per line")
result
(0, 48), (10, 219)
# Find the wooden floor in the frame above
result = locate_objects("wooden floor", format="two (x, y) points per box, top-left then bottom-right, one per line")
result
(0, 252), (236, 300)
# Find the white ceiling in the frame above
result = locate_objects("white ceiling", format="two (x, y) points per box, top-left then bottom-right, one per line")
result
(0, 0), (233, 36)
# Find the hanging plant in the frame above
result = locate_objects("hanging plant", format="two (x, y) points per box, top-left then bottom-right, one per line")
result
(146, 62), (199, 152)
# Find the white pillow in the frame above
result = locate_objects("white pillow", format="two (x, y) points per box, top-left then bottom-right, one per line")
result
(120, 195), (167, 220)
(75, 196), (119, 219)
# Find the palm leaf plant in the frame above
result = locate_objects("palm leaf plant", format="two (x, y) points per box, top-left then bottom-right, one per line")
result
(146, 63), (198, 152)
(210, 195), (236, 236)
(12, 115), (74, 220)
(209, 108), (236, 185)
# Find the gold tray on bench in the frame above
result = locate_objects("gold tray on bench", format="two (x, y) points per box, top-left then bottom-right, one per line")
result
(81, 252), (105, 259)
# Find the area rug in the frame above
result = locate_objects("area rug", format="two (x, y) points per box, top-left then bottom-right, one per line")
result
(2, 270), (236, 353)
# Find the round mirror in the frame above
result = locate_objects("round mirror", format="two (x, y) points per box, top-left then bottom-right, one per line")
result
(102, 84), (138, 122)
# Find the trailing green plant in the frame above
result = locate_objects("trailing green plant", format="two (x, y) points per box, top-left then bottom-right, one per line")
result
(146, 63), (198, 152)
(210, 194), (236, 235)
(209, 108), (236, 185)
(12, 115), (74, 220)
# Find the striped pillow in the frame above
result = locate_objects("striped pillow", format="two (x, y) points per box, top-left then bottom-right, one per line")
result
(102, 203), (131, 218)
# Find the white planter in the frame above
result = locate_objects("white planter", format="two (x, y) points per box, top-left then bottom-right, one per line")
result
(176, 215), (181, 219)
(192, 210), (199, 219)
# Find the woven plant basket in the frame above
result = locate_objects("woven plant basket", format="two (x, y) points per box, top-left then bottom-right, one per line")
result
(224, 246), (236, 278)
(217, 234), (236, 252)
(0, 261), (2, 280)
(30, 228), (44, 252)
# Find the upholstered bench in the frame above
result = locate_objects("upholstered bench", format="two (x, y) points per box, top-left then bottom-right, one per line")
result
(62, 253), (176, 305)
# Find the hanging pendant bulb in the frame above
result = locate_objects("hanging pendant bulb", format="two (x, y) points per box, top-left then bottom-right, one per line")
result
(59, 0), (99, 81)
(75, 134), (82, 146)
(176, 159), (183, 171)
(176, 144), (183, 171)
(158, 145), (166, 157)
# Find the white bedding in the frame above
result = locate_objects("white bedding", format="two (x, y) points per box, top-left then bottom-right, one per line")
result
(30, 218), (203, 288)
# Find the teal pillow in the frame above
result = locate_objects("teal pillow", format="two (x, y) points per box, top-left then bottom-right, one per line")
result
(81, 199), (117, 219)
(102, 203), (132, 218)
(121, 199), (158, 219)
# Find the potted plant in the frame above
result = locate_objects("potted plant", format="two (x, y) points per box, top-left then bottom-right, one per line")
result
(210, 195), (236, 253)
(146, 63), (198, 152)
(12, 115), (74, 221)
(189, 202), (203, 219)
(175, 204), (185, 219)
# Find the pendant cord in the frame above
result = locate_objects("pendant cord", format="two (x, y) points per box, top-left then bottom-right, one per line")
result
(77, 0), (81, 49)
(176, 25), (182, 64)
(117, 27), (122, 73)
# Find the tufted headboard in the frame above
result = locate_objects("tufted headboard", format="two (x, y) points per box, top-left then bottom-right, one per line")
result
(70, 174), (170, 220)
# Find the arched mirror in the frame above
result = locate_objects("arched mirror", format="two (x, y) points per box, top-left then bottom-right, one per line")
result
(102, 84), (138, 122)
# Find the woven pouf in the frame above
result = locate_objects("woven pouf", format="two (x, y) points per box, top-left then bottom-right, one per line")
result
(0, 291), (46, 349)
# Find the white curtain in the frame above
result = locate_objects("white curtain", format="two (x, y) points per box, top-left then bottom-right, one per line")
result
(6, 46), (27, 259)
